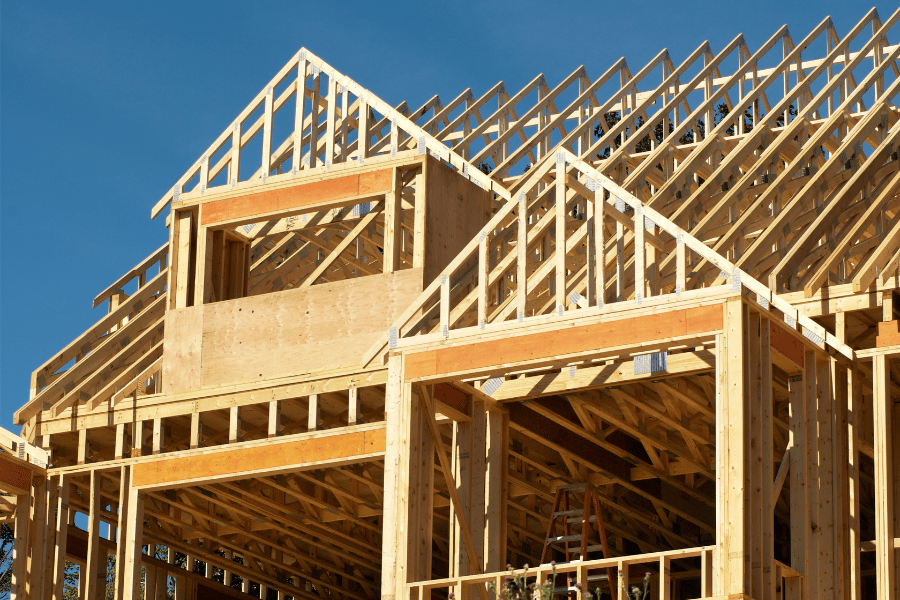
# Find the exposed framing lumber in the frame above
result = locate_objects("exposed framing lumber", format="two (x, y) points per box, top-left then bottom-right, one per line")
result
(13, 11), (900, 600)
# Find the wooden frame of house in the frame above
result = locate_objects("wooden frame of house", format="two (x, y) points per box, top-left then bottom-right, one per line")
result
(5, 8), (900, 599)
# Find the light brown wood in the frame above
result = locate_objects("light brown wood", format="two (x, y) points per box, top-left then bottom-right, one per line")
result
(162, 268), (422, 393)
(873, 354), (897, 597)
(201, 168), (393, 226)
(133, 424), (385, 488)
(15, 13), (900, 600)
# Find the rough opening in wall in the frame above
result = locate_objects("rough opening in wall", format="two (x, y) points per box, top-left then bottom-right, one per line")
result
(186, 157), (499, 307)
(401, 361), (722, 596)
(55, 463), (387, 600)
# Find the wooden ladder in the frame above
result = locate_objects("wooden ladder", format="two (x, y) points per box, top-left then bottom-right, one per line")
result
(540, 483), (616, 597)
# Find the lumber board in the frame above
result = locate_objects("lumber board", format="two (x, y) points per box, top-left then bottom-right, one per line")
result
(0, 452), (34, 496)
(132, 423), (386, 489)
(200, 168), (393, 226)
(405, 304), (723, 380)
(160, 268), (422, 393)
(488, 349), (715, 401)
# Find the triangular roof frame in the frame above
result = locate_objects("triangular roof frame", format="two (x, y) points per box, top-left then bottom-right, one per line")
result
(150, 47), (510, 220)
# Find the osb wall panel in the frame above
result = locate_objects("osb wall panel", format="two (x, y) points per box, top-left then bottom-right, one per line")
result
(163, 268), (422, 393)
(423, 155), (492, 284)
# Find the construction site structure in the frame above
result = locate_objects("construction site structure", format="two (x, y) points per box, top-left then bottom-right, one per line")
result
(3, 7), (900, 600)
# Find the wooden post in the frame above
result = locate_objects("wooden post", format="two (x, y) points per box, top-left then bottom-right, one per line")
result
(715, 299), (748, 595)
(78, 428), (89, 465)
(831, 361), (850, 600)
(748, 311), (762, 598)
(659, 555), (671, 600)
(121, 487), (145, 600)
(25, 475), (48, 600)
(450, 402), (473, 577)
(11, 489), (30, 600)
(848, 365), (862, 600)
(816, 357), (835, 600)
(133, 420), (144, 458)
(555, 156), (566, 313)
(229, 407), (240, 443)
(484, 408), (508, 572)
(114, 466), (131, 600)
(51, 474), (70, 600)
(173, 211), (194, 309)
(471, 398), (486, 569)
(268, 401), (280, 438)
(381, 353), (408, 600)
(700, 548), (712, 598)
(413, 165), (427, 270)
(348, 387), (360, 426)
(84, 470), (103, 600)
(760, 317), (775, 600)
(873, 354), (896, 598)
(406, 384), (434, 583)
(78, 561), (86, 598)
(194, 223), (209, 305)
(224, 549), (233, 587)
(893, 388), (900, 600)
(804, 351), (819, 597)
(384, 168), (403, 273)
(40, 473), (59, 599)
(115, 423), (126, 459)
(617, 562), (628, 600)
(788, 368), (806, 600)
(153, 417), (163, 454)
(145, 545), (157, 600)
(190, 412), (201, 449)
(308, 395), (319, 431)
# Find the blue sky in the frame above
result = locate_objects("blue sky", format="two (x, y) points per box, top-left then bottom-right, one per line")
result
(0, 0), (888, 432)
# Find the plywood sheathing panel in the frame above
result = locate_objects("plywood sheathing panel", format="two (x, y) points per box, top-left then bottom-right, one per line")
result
(162, 306), (202, 393)
(163, 268), (423, 393)
(423, 156), (493, 284)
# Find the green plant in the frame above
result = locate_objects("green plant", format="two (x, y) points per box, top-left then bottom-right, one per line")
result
(620, 571), (650, 600)
(487, 562), (557, 600)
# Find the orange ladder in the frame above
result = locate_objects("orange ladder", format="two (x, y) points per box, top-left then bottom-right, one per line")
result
(540, 483), (616, 596)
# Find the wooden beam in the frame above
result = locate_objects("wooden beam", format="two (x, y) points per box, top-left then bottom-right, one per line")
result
(132, 424), (386, 489)
(488, 349), (715, 401)
(201, 169), (393, 226)
(405, 304), (724, 380)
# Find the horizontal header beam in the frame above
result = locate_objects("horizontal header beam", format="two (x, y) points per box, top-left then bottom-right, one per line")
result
(132, 423), (385, 489)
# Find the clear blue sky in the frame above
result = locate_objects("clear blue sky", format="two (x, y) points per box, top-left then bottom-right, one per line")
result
(0, 0), (887, 432)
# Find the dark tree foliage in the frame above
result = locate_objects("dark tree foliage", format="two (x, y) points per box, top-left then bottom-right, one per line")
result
(592, 102), (799, 160)
(0, 524), (12, 597)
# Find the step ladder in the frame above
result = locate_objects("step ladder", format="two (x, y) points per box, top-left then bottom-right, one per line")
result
(541, 483), (616, 597)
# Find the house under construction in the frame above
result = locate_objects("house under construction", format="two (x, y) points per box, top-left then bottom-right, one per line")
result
(4, 7), (900, 600)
